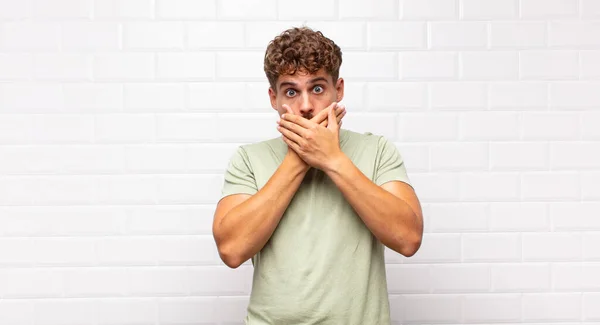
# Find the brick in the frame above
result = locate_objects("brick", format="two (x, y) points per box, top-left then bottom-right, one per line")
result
(399, 51), (457, 80)
(95, 175), (157, 204)
(0, 54), (32, 80)
(63, 83), (123, 112)
(520, 0), (579, 18)
(64, 268), (129, 297)
(127, 205), (214, 235)
(401, 0), (457, 20)
(157, 53), (214, 81)
(582, 111), (600, 139)
(217, 113), (279, 142)
(339, 0), (397, 19)
(581, 51), (600, 79)
(95, 114), (155, 143)
(0, 0), (30, 19)
(430, 22), (487, 49)
(0, 268), (64, 298)
(187, 22), (244, 49)
(490, 202), (549, 231)
(460, 111), (520, 140)
(217, 0), (276, 19)
(551, 143), (600, 170)
(366, 82), (426, 111)
(397, 112), (459, 141)
(157, 236), (218, 265)
(552, 263), (585, 291)
(216, 52), (266, 80)
(463, 233), (521, 262)
(124, 83), (185, 112)
(522, 172), (580, 201)
(490, 142), (549, 171)
(124, 22), (184, 50)
(492, 263), (550, 291)
(523, 233), (582, 262)
(34, 53), (91, 80)
(460, 51), (518, 80)
(304, 22), (366, 50)
(33, 0), (91, 18)
(35, 238), (96, 266)
(189, 266), (253, 295)
(427, 202), (488, 232)
(521, 112), (579, 140)
(215, 296), (251, 322)
(463, 294), (521, 322)
(341, 52), (398, 80)
(550, 21), (600, 48)
(403, 233), (461, 263)
(96, 237), (159, 266)
(157, 0), (217, 19)
(584, 232), (600, 259)
(244, 22), (305, 49)
(582, 172), (600, 200)
(552, 202), (600, 231)
(584, 293), (600, 320)
(430, 264), (490, 292)
(386, 264), (430, 293)
(1, 83), (64, 112)
(0, 238), (36, 266)
(490, 82), (548, 110)
(461, 0), (518, 19)
(402, 294), (462, 323)
(156, 114), (217, 142)
(490, 22), (546, 49)
(582, 0), (600, 17)
(520, 50), (579, 80)
(31, 114), (94, 144)
(125, 144), (186, 173)
(156, 175), (222, 204)
(407, 172), (460, 202)
(341, 113), (397, 140)
(0, 300), (34, 324)
(35, 176), (96, 205)
(0, 22), (60, 50)
(430, 142), (488, 171)
(158, 297), (217, 324)
(33, 299), (96, 325)
(188, 83), (246, 111)
(93, 53), (154, 81)
(522, 293), (581, 321)
(128, 267), (189, 296)
(550, 82), (600, 109)
(94, 0), (154, 19)
(96, 299), (157, 325)
(186, 144), (241, 172)
(368, 22), (426, 49)
(279, 0), (335, 19)
(62, 22), (120, 51)
(430, 82), (487, 109)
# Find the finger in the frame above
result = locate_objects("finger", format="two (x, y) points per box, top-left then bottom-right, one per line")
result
(281, 133), (302, 153)
(282, 113), (318, 130)
(278, 118), (310, 138)
(327, 105), (338, 131)
(336, 109), (346, 124)
(310, 101), (338, 124)
(277, 124), (304, 146)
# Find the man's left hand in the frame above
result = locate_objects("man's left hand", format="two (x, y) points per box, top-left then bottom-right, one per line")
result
(277, 105), (345, 172)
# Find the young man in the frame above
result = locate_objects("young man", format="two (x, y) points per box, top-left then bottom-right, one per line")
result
(212, 26), (423, 324)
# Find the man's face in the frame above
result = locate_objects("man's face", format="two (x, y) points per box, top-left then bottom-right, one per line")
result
(268, 68), (344, 120)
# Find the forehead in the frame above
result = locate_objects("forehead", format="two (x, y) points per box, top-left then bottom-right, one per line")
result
(277, 69), (332, 87)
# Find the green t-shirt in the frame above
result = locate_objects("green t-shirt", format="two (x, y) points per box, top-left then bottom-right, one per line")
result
(220, 128), (412, 325)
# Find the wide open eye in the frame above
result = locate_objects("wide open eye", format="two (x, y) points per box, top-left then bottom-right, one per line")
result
(313, 85), (324, 93)
(285, 89), (296, 97)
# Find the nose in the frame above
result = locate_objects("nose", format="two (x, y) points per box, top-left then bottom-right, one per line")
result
(299, 93), (314, 118)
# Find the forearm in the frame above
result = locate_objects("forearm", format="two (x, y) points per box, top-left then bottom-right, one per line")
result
(325, 155), (421, 256)
(218, 156), (308, 266)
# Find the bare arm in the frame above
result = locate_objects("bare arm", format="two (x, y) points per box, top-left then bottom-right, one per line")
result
(324, 155), (423, 257)
(213, 152), (309, 268)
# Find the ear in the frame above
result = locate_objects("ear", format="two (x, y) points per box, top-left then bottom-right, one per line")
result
(335, 77), (344, 103)
(268, 87), (277, 111)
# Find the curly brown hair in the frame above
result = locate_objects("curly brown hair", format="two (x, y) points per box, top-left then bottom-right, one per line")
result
(264, 26), (343, 91)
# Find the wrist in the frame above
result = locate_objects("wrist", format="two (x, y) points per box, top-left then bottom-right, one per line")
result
(324, 152), (349, 176)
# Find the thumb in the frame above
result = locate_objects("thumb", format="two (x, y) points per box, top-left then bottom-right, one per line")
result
(327, 104), (338, 131)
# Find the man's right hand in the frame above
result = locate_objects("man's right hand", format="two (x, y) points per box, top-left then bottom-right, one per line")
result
(280, 102), (346, 170)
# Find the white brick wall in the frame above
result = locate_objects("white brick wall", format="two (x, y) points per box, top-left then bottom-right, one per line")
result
(0, 0), (598, 324)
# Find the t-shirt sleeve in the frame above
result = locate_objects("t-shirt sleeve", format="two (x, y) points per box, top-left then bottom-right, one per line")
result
(220, 146), (258, 199)
(374, 136), (412, 187)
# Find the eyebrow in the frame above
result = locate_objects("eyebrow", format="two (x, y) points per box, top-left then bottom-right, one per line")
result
(278, 77), (328, 89)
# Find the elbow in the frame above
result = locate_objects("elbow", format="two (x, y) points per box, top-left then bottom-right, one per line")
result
(216, 242), (245, 269)
(399, 233), (422, 257)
